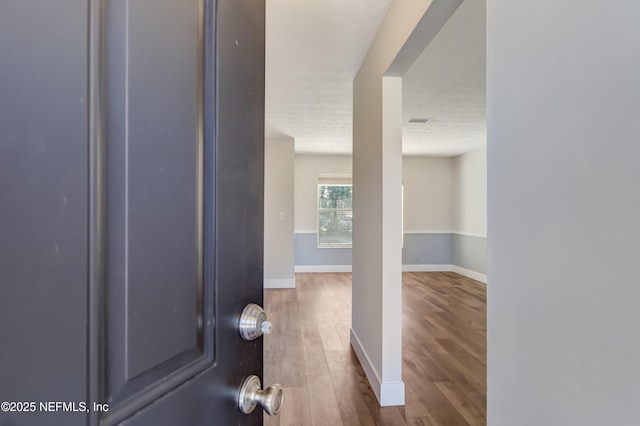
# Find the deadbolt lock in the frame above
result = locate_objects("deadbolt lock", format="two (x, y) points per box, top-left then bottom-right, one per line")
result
(239, 303), (272, 341)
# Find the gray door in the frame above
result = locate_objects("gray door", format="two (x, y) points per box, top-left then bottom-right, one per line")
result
(0, 0), (266, 425)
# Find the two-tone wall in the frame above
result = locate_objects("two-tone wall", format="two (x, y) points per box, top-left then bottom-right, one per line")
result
(293, 152), (487, 282)
(452, 148), (487, 281)
(402, 156), (454, 268)
(294, 154), (353, 271)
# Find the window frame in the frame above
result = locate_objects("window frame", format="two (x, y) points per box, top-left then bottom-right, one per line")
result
(316, 177), (353, 249)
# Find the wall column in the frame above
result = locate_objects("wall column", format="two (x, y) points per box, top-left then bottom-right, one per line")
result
(351, 0), (464, 406)
(264, 137), (295, 288)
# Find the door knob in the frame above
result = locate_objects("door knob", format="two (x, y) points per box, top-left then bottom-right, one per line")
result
(238, 375), (283, 415)
(239, 303), (272, 341)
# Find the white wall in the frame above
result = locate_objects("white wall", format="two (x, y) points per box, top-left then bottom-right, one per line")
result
(453, 147), (486, 237)
(294, 154), (454, 234)
(488, 1), (640, 424)
(294, 154), (352, 233)
(403, 156), (454, 233)
(264, 137), (295, 288)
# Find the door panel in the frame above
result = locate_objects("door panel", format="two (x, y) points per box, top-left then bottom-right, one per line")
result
(117, 0), (203, 381)
(102, 0), (211, 415)
(0, 0), (266, 425)
(112, 0), (266, 423)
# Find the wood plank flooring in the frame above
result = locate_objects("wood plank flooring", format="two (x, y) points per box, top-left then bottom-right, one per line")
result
(264, 272), (486, 426)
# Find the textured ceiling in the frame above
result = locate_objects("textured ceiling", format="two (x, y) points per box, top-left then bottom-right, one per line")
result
(265, 0), (393, 154)
(403, 0), (486, 156)
(265, 0), (486, 156)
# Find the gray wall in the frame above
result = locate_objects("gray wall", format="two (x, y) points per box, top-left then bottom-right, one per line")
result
(402, 233), (453, 265)
(453, 234), (486, 274)
(295, 232), (486, 274)
(296, 233), (454, 267)
(295, 233), (352, 266)
(488, 0), (640, 424)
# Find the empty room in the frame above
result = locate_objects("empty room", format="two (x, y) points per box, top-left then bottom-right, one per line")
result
(263, 0), (487, 424)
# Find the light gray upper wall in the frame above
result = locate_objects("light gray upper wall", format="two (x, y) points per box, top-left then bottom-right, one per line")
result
(294, 154), (455, 234)
(453, 147), (486, 237)
(264, 138), (295, 281)
(403, 156), (454, 232)
(488, 1), (640, 424)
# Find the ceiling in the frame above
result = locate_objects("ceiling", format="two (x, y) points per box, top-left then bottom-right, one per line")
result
(265, 0), (486, 157)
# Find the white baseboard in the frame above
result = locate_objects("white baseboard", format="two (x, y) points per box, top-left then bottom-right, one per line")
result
(263, 278), (296, 289)
(296, 264), (452, 273)
(452, 265), (487, 284)
(403, 230), (455, 234)
(294, 265), (352, 273)
(379, 381), (406, 407)
(292, 264), (487, 284)
(402, 264), (453, 272)
(350, 328), (405, 407)
(454, 231), (487, 239)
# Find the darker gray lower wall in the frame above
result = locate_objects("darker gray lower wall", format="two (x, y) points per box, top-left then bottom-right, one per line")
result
(295, 233), (455, 266)
(453, 234), (487, 274)
(295, 233), (352, 265)
(295, 232), (486, 274)
(402, 233), (453, 265)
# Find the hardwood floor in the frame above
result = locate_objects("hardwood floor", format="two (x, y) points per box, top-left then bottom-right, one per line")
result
(263, 272), (486, 426)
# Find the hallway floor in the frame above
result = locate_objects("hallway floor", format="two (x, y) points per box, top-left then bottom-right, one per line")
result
(263, 272), (486, 426)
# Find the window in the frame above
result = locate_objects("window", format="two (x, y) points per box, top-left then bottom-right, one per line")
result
(318, 176), (352, 247)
